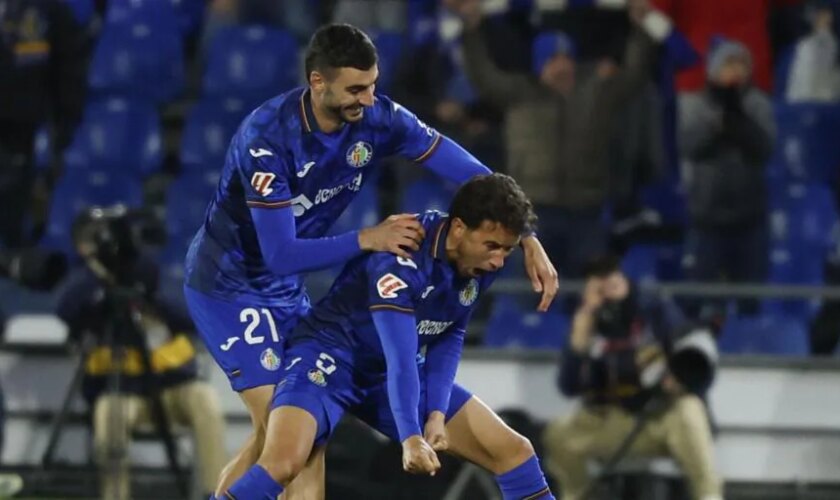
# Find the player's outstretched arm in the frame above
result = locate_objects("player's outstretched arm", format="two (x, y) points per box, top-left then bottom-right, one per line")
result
(419, 135), (491, 185)
(251, 208), (426, 275)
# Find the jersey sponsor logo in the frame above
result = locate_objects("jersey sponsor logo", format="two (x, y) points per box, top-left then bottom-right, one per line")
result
(220, 337), (239, 352)
(417, 320), (454, 336)
(290, 173), (363, 217)
(377, 273), (408, 299)
(251, 172), (276, 197)
(397, 256), (417, 269)
(260, 347), (281, 371)
(249, 147), (273, 158)
(297, 161), (315, 178)
(421, 285), (435, 299)
(346, 141), (373, 168)
(459, 279), (479, 306)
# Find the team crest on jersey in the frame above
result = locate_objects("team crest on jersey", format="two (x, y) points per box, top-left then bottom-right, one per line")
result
(377, 273), (408, 299)
(346, 141), (373, 168)
(459, 279), (479, 306)
(308, 369), (327, 387)
(260, 348), (281, 371)
(251, 172), (276, 197)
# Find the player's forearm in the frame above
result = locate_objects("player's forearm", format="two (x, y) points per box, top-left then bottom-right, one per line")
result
(372, 310), (423, 441)
(424, 330), (464, 416)
(421, 136), (491, 185)
(251, 206), (364, 275)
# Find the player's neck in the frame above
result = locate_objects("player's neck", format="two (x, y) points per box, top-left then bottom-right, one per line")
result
(444, 231), (461, 267)
(309, 91), (343, 134)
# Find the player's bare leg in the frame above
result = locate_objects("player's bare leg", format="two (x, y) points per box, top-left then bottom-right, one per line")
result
(222, 405), (320, 498)
(214, 384), (272, 496)
(215, 387), (325, 499)
(445, 396), (555, 499)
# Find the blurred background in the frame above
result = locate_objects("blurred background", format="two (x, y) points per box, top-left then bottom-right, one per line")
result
(1, 0), (840, 498)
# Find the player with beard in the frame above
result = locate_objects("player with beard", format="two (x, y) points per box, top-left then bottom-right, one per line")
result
(184, 24), (559, 498)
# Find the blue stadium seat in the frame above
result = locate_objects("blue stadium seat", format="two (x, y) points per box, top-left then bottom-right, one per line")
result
(104, 0), (181, 36)
(484, 295), (569, 349)
(327, 181), (381, 237)
(372, 31), (405, 95)
(164, 172), (217, 245)
(774, 103), (840, 183)
(203, 26), (300, 101)
(718, 313), (809, 356)
(622, 245), (659, 284)
(63, 98), (162, 177)
(41, 172), (143, 255)
(180, 98), (249, 173)
(88, 21), (184, 103)
(399, 177), (456, 214)
(639, 175), (687, 225)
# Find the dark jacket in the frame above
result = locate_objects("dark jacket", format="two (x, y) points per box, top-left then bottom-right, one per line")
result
(0, 0), (89, 149)
(55, 260), (198, 404)
(558, 293), (684, 413)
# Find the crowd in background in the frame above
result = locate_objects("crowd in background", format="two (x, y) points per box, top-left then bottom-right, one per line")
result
(2, 0), (840, 355)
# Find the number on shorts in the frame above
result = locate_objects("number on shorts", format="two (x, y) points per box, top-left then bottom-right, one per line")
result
(240, 308), (280, 345)
(315, 352), (337, 375)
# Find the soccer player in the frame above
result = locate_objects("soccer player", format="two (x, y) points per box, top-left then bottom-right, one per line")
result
(225, 173), (556, 500)
(184, 23), (559, 497)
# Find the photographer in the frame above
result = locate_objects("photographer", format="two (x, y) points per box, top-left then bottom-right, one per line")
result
(54, 209), (226, 500)
(542, 256), (722, 500)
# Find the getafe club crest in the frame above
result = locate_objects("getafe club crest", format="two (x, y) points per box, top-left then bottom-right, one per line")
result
(459, 279), (479, 306)
(346, 141), (373, 168)
(260, 348), (281, 371)
(308, 369), (327, 387)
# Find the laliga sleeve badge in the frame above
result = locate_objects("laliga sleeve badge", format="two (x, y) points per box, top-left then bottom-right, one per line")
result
(377, 273), (408, 299)
(308, 369), (327, 387)
(260, 348), (281, 371)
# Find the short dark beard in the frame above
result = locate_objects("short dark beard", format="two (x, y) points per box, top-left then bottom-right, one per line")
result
(322, 88), (345, 122)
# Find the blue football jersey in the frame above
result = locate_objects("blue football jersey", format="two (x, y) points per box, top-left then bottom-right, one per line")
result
(290, 211), (497, 376)
(184, 87), (442, 306)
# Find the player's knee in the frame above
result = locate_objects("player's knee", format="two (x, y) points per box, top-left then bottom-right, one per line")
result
(259, 454), (308, 485)
(496, 432), (536, 472)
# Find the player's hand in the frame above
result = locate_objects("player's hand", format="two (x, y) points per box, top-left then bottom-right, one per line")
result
(401, 435), (441, 476)
(359, 214), (426, 258)
(521, 236), (560, 312)
(423, 411), (449, 451)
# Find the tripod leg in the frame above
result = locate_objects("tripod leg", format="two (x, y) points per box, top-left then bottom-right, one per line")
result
(41, 353), (87, 467)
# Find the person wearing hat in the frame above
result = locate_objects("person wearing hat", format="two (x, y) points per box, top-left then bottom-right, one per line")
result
(448, 0), (669, 278)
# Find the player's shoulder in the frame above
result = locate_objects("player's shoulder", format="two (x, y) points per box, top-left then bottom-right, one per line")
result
(364, 93), (410, 126)
(235, 87), (307, 151)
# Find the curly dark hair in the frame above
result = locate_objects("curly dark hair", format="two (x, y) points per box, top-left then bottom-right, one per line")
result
(448, 173), (537, 237)
(305, 24), (378, 81)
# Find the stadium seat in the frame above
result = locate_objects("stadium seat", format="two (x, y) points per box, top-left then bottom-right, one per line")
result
(63, 98), (163, 178)
(484, 295), (569, 349)
(88, 21), (185, 103)
(774, 103), (840, 184)
(41, 172), (143, 255)
(399, 177), (456, 214)
(164, 172), (217, 245)
(180, 98), (249, 173)
(202, 26), (300, 101)
(717, 313), (809, 356)
(622, 245), (659, 284)
(371, 31), (405, 95)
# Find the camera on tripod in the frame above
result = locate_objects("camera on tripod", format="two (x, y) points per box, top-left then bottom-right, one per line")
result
(71, 204), (165, 289)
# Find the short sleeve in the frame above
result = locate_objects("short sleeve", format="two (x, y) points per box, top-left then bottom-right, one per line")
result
(366, 252), (426, 314)
(237, 137), (293, 209)
(386, 99), (442, 162)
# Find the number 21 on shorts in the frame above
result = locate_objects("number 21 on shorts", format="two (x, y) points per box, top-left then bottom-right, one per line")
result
(240, 308), (280, 345)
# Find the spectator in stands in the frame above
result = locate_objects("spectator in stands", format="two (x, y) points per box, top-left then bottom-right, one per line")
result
(331, 0), (407, 34)
(0, 0), (89, 248)
(202, 0), (317, 49)
(679, 38), (775, 317)
(55, 219), (226, 500)
(787, 0), (840, 103)
(449, 0), (661, 278)
(542, 256), (722, 500)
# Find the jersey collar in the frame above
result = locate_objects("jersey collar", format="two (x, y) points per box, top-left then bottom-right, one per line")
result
(299, 88), (318, 134)
(430, 218), (451, 261)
